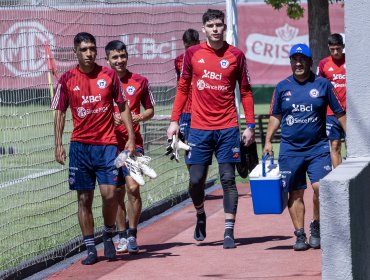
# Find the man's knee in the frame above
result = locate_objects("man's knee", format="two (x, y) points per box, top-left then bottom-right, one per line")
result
(219, 163), (237, 214)
(78, 191), (94, 208)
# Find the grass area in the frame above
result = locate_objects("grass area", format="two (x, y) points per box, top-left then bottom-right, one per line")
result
(0, 104), (222, 272)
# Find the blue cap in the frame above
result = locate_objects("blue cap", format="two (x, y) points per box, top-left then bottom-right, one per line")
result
(289, 44), (312, 58)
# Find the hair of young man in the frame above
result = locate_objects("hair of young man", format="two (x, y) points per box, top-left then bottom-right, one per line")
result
(202, 9), (225, 25)
(104, 40), (127, 57)
(73, 32), (96, 49)
(328, 33), (344, 46)
(182, 29), (200, 45)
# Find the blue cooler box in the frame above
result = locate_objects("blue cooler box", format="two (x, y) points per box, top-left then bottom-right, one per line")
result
(249, 155), (287, 214)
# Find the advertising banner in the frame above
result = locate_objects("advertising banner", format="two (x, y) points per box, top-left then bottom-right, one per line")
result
(0, 4), (344, 89)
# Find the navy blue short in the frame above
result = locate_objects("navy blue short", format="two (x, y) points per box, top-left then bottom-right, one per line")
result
(68, 141), (119, 191)
(186, 127), (240, 165)
(326, 115), (346, 141)
(179, 113), (191, 141)
(118, 147), (144, 186)
(279, 153), (332, 192)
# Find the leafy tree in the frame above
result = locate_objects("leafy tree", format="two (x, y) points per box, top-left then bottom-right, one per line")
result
(264, 0), (344, 70)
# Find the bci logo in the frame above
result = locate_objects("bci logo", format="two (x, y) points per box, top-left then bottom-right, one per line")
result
(82, 94), (102, 105)
(202, 69), (222, 80)
(292, 104), (313, 112)
(0, 21), (54, 77)
(120, 34), (177, 60)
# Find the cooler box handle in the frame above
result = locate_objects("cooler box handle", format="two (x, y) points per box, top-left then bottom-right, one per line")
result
(262, 153), (274, 177)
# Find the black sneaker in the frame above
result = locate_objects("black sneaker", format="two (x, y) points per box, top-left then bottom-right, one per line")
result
(223, 235), (236, 249)
(293, 228), (309, 251)
(194, 214), (206, 241)
(309, 220), (320, 249)
(103, 234), (116, 260)
(81, 247), (98, 265)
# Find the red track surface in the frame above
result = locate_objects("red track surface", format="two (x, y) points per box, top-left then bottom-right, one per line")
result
(47, 183), (321, 280)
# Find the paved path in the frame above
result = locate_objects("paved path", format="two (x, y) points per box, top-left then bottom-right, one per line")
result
(45, 183), (321, 280)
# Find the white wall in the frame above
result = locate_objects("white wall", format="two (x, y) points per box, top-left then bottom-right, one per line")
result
(321, 1), (370, 279)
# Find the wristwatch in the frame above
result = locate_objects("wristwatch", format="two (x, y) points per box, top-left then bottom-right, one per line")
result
(247, 124), (256, 129)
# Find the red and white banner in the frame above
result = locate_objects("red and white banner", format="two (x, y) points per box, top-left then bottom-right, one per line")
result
(0, 4), (344, 89)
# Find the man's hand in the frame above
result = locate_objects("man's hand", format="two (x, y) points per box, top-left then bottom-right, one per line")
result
(263, 141), (273, 158)
(167, 121), (179, 140)
(132, 113), (143, 124)
(242, 128), (255, 147)
(124, 138), (136, 155)
(55, 144), (66, 165)
(113, 112), (122, 126)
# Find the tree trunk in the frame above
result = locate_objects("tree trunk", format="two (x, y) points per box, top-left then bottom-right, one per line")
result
(308, 0), (331, 71)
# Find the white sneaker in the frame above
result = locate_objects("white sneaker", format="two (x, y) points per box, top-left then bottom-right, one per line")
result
(116, 238), (128, 253)
(136, 156), (157, 179)
(125, 157), (145, 186)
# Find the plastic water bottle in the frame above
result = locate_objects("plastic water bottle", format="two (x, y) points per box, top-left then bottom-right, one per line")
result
(114, 150), (129, 168)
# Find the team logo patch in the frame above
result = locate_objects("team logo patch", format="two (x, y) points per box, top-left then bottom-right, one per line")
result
(220, 59), (229, 69)
(77, 107), (87, 119)
(232, 147), (240, 159)
(197, 79), (206, 90)
(324, 165), (332, 171)
(309, 89), (319, 98)
(126, 86), (136, 95)
(96, 79), (107, 89)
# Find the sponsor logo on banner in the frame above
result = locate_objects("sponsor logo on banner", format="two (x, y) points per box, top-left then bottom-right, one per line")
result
(0, 21), (55, 77)
(120, 34), (177, 60)
(245, 24), (308, 65)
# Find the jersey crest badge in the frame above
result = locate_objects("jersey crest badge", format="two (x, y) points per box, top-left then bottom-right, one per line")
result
(126, 86), (136, 95)
(220, 59), (229, 69)
(97, 79), (107, 89)
(309, 89), (319, 98)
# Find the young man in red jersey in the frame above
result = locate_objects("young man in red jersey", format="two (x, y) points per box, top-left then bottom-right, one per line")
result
(317, 33), (346, 168)
(105, 40), (155, 255)
(167, 9), (255, 249)
(52, 32), (135, 265)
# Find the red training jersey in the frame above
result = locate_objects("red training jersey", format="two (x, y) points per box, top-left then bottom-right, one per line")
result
(51, 64), (125, 145)
(114, 71), (155, 150)
(317, 54), (346, 116)
(174, 53), (192, 114)
(171, 42), (255, 130)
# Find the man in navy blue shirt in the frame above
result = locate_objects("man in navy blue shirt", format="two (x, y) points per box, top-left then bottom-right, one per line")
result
(263, 44), (346, 251)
